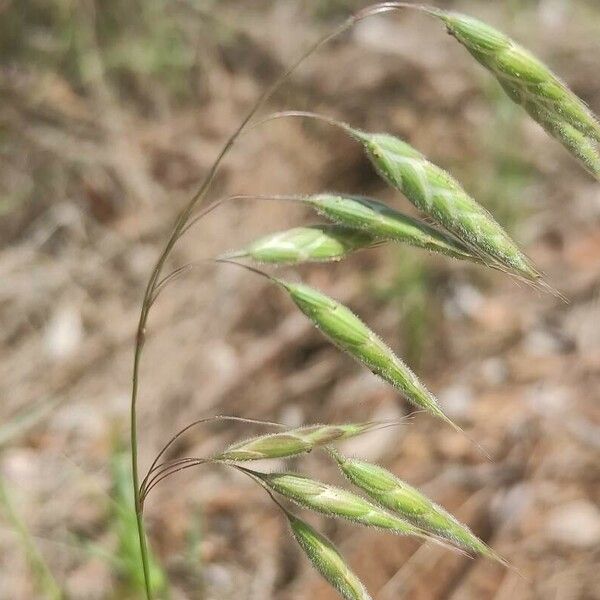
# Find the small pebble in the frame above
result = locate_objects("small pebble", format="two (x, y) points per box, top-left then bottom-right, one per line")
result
(546, 500), (600, 548)
(439, 383), (474, 421)
(44, 304), (82, 360)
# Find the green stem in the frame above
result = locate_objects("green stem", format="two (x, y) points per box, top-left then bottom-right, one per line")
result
(131, 339), (152, 598)
(128, 5), (419, 597)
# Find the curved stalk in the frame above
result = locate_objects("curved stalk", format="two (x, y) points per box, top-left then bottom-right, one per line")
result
(128, 4), (438, 598)
(140, 415), (286, 497)
(130, 14), (356, 600)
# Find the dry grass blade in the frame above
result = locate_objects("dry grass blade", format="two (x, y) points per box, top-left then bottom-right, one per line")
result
(286, 513), (372, 600)
(330, 450), (508, 566)
(215, 421), (396, 461)
(438, 11), (600, 179)
(221, 225), (377, 265)
(0, 477), (63, 600)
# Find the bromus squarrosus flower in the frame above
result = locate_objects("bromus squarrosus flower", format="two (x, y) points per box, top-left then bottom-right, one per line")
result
(329, 449), (509, 566)
(255, 111), (544, 288)
(220, 224), (378, 265)
(285, 512), (372, 600)
(215, 259), (460, 432)
(240, 468), (427, 537)
(437, 10), (600, 180)
(215, 421), (401, 461)
(126, 3), (582, 597)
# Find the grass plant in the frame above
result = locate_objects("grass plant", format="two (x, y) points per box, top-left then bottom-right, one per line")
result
(127, 4), (597, 597)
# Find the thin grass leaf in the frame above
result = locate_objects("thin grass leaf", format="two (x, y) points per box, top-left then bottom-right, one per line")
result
(247, 470), (427, 538)
(215, 421), (391, 461)
(221, 224), (377, 265)
(437, 11), (600, 179)
(304, 194), (478, 262)
(348, 128), (541, 282)
(110, 449), (170, 596)
(0, 477), (64, 600)
(286, 513), (372, 600)
(330, 450), (507, 566)
(274, 278), (457, 430)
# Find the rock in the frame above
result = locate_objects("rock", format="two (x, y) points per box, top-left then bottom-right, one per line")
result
(546, 500), (600, 548)
(523, 327), (563, 357)
(443, 283), (484, 320)
(44, 303), (82, 360)
(492, 483), (533, 525)
(438, 383), (474, 421)
(480, 358), (508, 386)
(526, 384), (570, 417)
(338, 402), (405, 461)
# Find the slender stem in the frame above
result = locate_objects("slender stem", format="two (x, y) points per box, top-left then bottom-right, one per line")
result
(128, 4), (436, 597)
(141, 415), (286, 496)
(131, 339), (153, 599)
(248, 110), (354, 135)
(142, 459), (209, 503)
(128, 15), (361, 599)
(179, 193), (303, 238)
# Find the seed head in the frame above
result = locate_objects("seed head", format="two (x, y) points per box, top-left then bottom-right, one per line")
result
(440, 11), (600, 179)
(332, 452), (506, 564)
(275, 278), (457, 427)
(215, 422), (384, 461)
(287, 513), (372, 600)
(253, 470), (424, 536)
(304, 194), (477, 262)
(222, 225), (376, 265)
(349, 129), (541, 281)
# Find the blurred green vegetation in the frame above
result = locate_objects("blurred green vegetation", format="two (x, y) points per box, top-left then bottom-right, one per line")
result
(0, 0), (201, 103)
(372, 247), (437, 370)
(108, 446), (170, 599)
(0, 476), (64, 599)
(475, 83), (534, 234)
(69, 443), (172, 598)
(310, 0), (364, 20)
(184, 507), (206, 595)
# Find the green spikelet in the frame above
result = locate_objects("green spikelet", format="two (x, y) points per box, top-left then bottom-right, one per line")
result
(250, 470), (425, 537)
(275, 278), (456, 427)
(215, 422), (383, 461)
(304, 194), (478, 262)
(349, 129), (540, 281)
(439, 11), (600, 179)
(287, 513), (372, 600)
(222, 225), (376, 265)
(331, 451), (507, 565)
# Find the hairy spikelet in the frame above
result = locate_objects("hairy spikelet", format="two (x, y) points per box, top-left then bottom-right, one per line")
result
(222, 225), (376, 265)
(287, 513), (372, 600)
(331, 451), (506, 564)
(274, 278), (456, 428)
(216, 422), (383, 461)
(348, 128), (540, 281)
(304, 194), (478, 262)
(250, 470), (425, 537)
(439, 11), (600, 179)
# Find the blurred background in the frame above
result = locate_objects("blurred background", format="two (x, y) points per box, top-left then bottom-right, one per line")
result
(1, 1), (599, 598)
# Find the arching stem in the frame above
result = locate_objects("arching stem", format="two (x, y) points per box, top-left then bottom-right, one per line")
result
(140, 415), (286, 496)
(128, 4), (439, 598)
